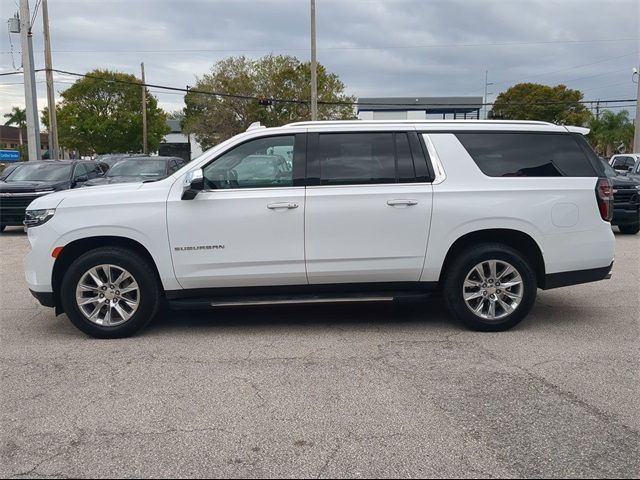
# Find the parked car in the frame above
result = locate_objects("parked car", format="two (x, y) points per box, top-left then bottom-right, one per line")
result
(24, 120), (615, 338)
(94, 153), (150, 169)
(0, 163), (23, 181)
(84, 156), (188, 186)
(600, 160), (640, 234)
(0, 160), (107, 231)
(609, 153), (640, 174)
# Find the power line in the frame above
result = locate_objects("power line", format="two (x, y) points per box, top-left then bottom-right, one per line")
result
(0, 38), (638, 56)
(3, 67), (636, 109)
(473, 52), (638, 93)
(48, 68), (637, 108)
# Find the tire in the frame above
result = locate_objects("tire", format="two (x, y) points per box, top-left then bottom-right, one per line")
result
(60, 247), (161, 338)
(0, 225), (5, 232)
(619, 223), (640, 235)
(442, 243), (537, 332)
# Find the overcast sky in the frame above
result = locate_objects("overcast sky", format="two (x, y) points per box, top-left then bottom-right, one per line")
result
(1, 0), (639, 120)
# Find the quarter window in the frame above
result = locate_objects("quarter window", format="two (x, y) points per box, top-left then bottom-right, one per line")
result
(456, 133), (598, 177)
(203, 136), (294, 189)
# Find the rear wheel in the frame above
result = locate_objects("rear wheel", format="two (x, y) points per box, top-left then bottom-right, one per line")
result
(619, 223), (639, 235)
(443, 243), (537, 331)
(60, 247), (161, 338)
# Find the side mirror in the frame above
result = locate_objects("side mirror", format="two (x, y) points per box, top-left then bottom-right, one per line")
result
(182, 169), (204, 200)
(73, 176), (88, 187)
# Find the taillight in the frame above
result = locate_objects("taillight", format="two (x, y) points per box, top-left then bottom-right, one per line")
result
(596, 178), (614, 222)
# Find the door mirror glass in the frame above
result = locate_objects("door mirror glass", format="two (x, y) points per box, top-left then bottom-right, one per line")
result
(182, 169), (204, 200)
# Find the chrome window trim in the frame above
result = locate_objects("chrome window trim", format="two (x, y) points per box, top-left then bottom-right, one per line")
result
(421, 134), (446, 185)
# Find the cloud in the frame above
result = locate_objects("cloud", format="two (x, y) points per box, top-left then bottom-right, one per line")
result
(1, 0), (638, 119)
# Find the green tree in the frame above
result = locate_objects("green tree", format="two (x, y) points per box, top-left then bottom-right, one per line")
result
(587, 110), (634, 156)
(489, 83), (592, 125)
(3, 106), (27, 146)
(183, 55), (356, 148)
(42, 70), (169, 155)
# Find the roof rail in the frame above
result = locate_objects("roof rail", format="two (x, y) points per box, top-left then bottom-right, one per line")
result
(285, 119), (556, 127)
(246, 121), (266, 132)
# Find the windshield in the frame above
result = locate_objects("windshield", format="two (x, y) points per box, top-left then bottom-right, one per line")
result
(108, 159), (166, 177)
(5, 163), (72, 182)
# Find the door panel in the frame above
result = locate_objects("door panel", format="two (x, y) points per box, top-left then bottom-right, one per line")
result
(305, 183), (433, 283)
(168, 188), (306, 289)
(167, 134), (306, 290)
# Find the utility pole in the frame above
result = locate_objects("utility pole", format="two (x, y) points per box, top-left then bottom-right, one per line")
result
(595, 99), (601, 121)
(141, 62), (148, 154)
(634, 67), (640, 152)
(310, 0), (318, 121)
(42, 0), (59, 159)
(19, 0), (41, 161)
(483, 70), (493, 120)
(186, 85), (191, 160)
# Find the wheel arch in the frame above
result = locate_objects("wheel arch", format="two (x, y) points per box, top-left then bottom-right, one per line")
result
(51, 236), (163, 313)
(439, 229), (546, 288)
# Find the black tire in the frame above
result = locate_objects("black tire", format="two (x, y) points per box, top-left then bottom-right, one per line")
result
(0, 225), (5, 232)
(619, 223), (640, 235)
(60, 247), (161, 338)
(442, 243), (537, 332)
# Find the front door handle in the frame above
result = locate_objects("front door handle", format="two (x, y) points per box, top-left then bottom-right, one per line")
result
(267, 202), (299, 210)
(387, 199), (418, 207)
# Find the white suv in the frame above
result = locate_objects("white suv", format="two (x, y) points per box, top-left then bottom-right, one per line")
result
(24, 120), (615, 338)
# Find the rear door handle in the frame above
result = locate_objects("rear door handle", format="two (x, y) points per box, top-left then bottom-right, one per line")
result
(267, 202), (299, 210)
(387, 199), (418, 207)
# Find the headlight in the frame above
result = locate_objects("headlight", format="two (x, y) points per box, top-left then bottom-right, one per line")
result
(24, 209), (56, 228)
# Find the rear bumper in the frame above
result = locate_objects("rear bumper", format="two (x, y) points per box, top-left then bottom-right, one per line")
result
(29, 289), (55, 307)
(542, 262), (613, 290)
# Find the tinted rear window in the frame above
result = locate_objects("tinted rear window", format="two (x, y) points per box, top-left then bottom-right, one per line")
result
(456, 132), (598, 177)
(317, 133), (396, 185)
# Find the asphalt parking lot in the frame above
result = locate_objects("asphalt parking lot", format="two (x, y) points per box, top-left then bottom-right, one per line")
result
(0, 227), (638, 479)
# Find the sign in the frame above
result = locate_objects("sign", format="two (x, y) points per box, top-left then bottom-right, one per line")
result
(0, 150), (21, 162)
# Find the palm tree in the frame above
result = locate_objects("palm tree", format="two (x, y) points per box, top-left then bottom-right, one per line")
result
(3, 106), (27, 147)
(588, 110), (634, 156)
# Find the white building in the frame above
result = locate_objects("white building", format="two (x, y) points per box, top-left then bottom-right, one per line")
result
(357, 97), (483, 120)
(159, 119), (203, 161)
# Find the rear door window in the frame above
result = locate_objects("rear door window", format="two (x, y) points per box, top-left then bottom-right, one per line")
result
(456, 132), (598, 177)
(309, 132), (431, 186)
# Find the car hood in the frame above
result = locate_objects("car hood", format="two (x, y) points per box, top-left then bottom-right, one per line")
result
(0, 180), (68, 193)
(609, 175), (640, 188)
(28, 181), (149, 210)
(85, 175), (165, 186)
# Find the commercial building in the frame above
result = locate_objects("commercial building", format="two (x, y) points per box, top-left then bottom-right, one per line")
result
(357, 97), (483, 121)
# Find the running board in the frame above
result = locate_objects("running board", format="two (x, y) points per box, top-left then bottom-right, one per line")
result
(168, 291), (431, 311)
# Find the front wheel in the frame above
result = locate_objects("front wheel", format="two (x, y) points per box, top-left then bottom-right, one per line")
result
(443, 243), (537, 331)
(60, 247), (161, 338)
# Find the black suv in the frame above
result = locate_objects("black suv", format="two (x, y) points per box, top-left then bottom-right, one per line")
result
(601, 160), (640, 234)
(84, 156), (188, 186)
(0, 160), (107, 231)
